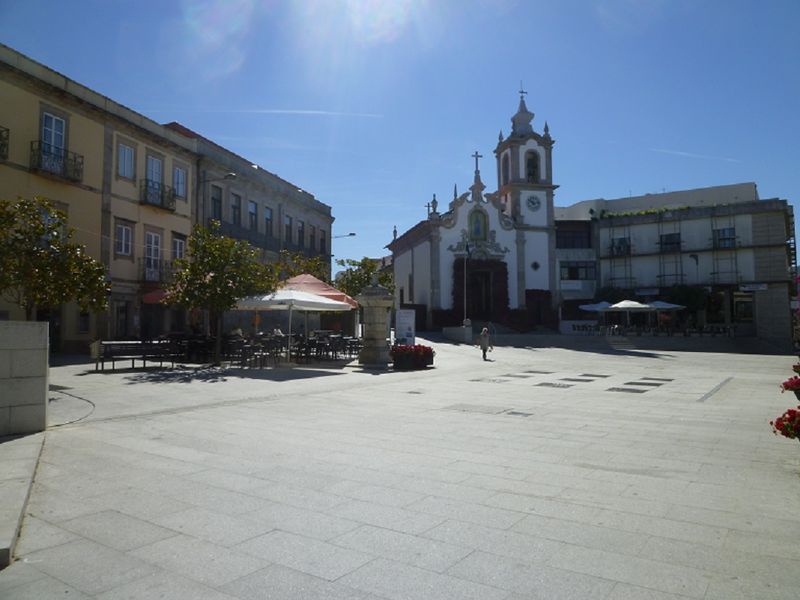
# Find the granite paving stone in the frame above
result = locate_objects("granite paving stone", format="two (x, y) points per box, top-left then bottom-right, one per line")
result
(22, 538), (160, 596)
(221, 564), (371, 600)
(338, 557), (509, 600)
(447, 549), (615, 599)
(2, 337), (799, 599)
(234, 530), (375, 581)
(129, 534), (267, 587)
(330, 524), (472, 572)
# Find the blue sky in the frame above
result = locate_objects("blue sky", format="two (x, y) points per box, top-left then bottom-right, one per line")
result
(1, 0), (798, 268)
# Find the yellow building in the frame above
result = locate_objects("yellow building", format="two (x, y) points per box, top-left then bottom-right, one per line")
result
(0, 43), (198, 351)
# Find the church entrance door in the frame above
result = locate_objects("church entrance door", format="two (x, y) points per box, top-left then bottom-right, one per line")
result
(469, 270), (492, 320)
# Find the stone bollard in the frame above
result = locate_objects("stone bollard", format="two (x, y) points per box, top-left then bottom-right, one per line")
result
(356, 276), (394, 370)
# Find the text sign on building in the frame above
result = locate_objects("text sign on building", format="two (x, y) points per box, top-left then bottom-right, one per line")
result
(739, 283), (767, 292)
(396, 309), (416, 345)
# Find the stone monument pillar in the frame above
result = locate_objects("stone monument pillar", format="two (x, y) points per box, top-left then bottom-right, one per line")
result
(356, 276), (394, 370)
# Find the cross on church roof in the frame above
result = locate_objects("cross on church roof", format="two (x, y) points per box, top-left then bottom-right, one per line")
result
(519, 81), (527, 100)
(472, 151), (483, 172)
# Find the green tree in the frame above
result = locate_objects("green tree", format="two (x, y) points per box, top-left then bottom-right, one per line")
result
(0, 197), (109, 320)
(275, 250), (330, 283)
(165, 221), (275, 364)
(334, 257), (394, 298)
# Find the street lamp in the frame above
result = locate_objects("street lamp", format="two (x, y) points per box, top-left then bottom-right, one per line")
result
(463, 242), (471, 326)
(334, 232), (356, 238)
(198, 172), (236, 224)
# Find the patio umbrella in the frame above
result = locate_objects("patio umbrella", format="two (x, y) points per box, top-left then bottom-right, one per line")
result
(648, 300), (685, 310)
(235, 289), (353, 359)
(602, 299), (655, 326)
(579, 301), (611, 312)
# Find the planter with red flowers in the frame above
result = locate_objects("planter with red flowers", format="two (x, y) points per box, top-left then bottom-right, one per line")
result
(771, 406), (800, 442)
(390, 344), (435, 370)
(780, 376), (800, 399)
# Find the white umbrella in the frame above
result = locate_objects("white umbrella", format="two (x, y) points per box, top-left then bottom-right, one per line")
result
(648, 300), (685, 310)
(604, 300), (654, 311)
(235, 290), (353, 359)
(579, 301), (611, 312)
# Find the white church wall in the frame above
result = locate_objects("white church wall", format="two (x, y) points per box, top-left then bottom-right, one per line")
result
(524, 232), (550, 290)
(439, 250), (455, 309)
(414, 241), (432, 306)
(393, 249), (413, 307)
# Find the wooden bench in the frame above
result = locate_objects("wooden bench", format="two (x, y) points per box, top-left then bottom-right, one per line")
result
(92, 340), (181, 371)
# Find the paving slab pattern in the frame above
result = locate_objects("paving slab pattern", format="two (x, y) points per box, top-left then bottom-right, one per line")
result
(1, 339), (800, 599)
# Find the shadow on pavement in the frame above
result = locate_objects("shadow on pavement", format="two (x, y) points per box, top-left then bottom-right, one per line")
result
(120, 364), (349, 384)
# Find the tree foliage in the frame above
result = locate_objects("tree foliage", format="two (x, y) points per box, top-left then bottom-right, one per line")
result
(334, 257), (394, 298)
(166, 221), (274, 314)
(275, 250), (330, 283)
(0, 197), (109, 320)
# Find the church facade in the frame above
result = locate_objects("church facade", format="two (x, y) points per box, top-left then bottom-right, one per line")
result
(388, 95), (796, 344)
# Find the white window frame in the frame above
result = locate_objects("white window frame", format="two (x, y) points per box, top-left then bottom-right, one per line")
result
(118, 142), (134, 179)
(173, 165), (187, 199)
(115, 222), (132, 256)
(145, 231), (162, 281)
(172, 235), (186, 260)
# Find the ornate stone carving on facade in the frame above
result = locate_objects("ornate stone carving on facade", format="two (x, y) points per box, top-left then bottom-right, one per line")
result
(447, 230), (509, 260)
(440, 192), (471, 228)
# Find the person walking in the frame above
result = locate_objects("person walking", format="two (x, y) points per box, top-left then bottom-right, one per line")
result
(476, 327), (493, 361)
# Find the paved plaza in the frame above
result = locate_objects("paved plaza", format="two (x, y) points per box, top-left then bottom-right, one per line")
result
(1, 335), (800, 599)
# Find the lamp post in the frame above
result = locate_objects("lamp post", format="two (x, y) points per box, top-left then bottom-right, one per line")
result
(334, 232), (356, 239)
(198, 171), (236, 225)
(463, 243), (471, 326)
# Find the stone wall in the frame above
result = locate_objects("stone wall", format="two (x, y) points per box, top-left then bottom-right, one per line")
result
(0, 321), (48, 436)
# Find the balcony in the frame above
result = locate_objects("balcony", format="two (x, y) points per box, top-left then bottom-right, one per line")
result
(0, 126), (8, 159)
(211, 219), (283, 253)
(138, 258), (175, 283)
(140, 179), (176, 211)
(29, 141), (84, 182)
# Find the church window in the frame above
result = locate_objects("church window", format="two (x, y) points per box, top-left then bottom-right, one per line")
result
(526, 151), (540, 183)
(501, 154), (510, 185)
(469, 211), (487, 241)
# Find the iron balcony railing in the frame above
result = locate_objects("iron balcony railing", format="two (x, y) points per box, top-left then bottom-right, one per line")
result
(140, 179), (176, 211)
(138, 258), (175, 283)
(29, 140), (84, 182)
(0, 126), (8, 159)
(211, 219), (283, 253)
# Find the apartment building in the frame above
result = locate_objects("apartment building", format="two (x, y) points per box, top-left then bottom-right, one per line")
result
(164, 123), (334, 268)
(0, 44), (333, 352)
(555, 183), (796, 341)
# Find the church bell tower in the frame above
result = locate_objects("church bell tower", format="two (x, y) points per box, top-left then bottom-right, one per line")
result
(494, 87), (558, 310)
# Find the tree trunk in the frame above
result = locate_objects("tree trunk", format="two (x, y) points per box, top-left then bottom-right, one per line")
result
(213, 311), (222, 366)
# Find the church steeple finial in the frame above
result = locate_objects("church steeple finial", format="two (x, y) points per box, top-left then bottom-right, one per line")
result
(511, 84), (534, 137)
(453, 183), (458, 200)
(470, 151), (486, 202)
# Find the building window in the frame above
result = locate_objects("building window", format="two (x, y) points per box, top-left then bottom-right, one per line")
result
(501, 154), (510, 185)
(319, 230), (326, 254)
(118, 142), (135, 179)
(210, 185), (222, 220)
(526, 151), (540, 182)
(172, 234), (186, 260)
(469, 211), (487, 241)
(264, 206), (273, 237)
(297, 220), (305, 248)
(660, 232), (681, 253)
(231, 193), (241, 226)
(284, 215), (293, 244)
(560, 261), (596, 280)
(713, 227), (736, 249)
(610, 237), (631, 256)
(309, 225), (316, 250)
(556, 228), (591, 249)
(146, 154), (163, 184)
(115, 222), (132, 256)
(77, 311), (90, 334)
(173, 166), (187, 199)
(41, 111), (66, 174)
(248, 200), (257, 230)
(144, 231), (162, 281)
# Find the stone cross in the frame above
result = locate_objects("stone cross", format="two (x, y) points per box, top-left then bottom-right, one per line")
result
(472, 151), (482, 172)
(519, 81), (527, 99)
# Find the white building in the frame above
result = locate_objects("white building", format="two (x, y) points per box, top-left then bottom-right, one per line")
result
(389, 96), (796, 345)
